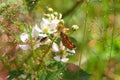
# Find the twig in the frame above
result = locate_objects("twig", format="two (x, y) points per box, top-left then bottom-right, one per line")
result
(62, 0), (84, 18)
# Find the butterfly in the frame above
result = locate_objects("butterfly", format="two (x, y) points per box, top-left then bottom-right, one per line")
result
(60, 32), (76, 50)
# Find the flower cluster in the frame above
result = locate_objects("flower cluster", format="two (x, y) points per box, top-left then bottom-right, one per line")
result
(18, 8), (76, 63)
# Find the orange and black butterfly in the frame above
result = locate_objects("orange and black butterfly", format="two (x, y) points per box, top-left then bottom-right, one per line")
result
(60, 32), (76, 50)
(57, 24), (76, 50)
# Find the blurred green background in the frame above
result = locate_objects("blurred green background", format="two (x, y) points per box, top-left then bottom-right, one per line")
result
(1, 0), (120, 80)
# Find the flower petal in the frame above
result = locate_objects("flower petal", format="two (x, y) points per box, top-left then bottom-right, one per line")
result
(32, 24), (42, 39)
(20, 33), (29, 43)
(61, 57), (69, 63)
(54, 56), (60, 61)
(52, 42), (59, 52)
(19, 44), (29, 50)
(39, 33), (47, 37)
(40, 18), (50, 29)
(49, 20), (59, 33)
(60, 41), (65, 50)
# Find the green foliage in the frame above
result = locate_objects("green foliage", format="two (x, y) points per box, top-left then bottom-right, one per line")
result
(69, 36), (77, 45)
(45, 71), (60, 80)
(9, 70), (25, 80)
(0, 3), (10, 14)
(63, 68), (91, 80)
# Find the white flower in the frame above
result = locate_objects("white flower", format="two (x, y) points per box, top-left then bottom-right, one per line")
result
(40, 18), (60, 34)
(31, 24), (52, 48)
(19, 44), (30, 50)
(52, 42), (73, 63)
(19, 32), (47, 50)
(20, 33), (29, 43)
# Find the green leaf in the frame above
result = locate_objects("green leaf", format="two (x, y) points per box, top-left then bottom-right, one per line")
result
(63, 63), (91, 80)
(69, 36), (77, 45)
(55, 38), (61, 45)
(9, 70), (25, 80)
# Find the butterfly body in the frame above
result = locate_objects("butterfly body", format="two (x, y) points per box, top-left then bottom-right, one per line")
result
(40, 37), (47, 43)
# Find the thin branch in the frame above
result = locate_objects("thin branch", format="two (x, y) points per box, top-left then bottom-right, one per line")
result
(62, 0), (84, 18)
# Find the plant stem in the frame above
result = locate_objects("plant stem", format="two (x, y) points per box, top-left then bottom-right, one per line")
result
(41, 43), (52, 61)
(109, 0), (115, 61)
(79, 1), (88, 67)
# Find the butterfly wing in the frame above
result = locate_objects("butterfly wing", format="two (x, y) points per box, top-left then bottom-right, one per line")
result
(60, 32), (76, 50)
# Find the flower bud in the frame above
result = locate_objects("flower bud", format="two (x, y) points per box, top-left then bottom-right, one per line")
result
(59, 19), (64, 24)
(48, 8), (53, 12)
(72, 25), (79, 31)
(59, 13), (62, 19)
(45, 14), (51, 18)
(54, 12), (58, 16)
